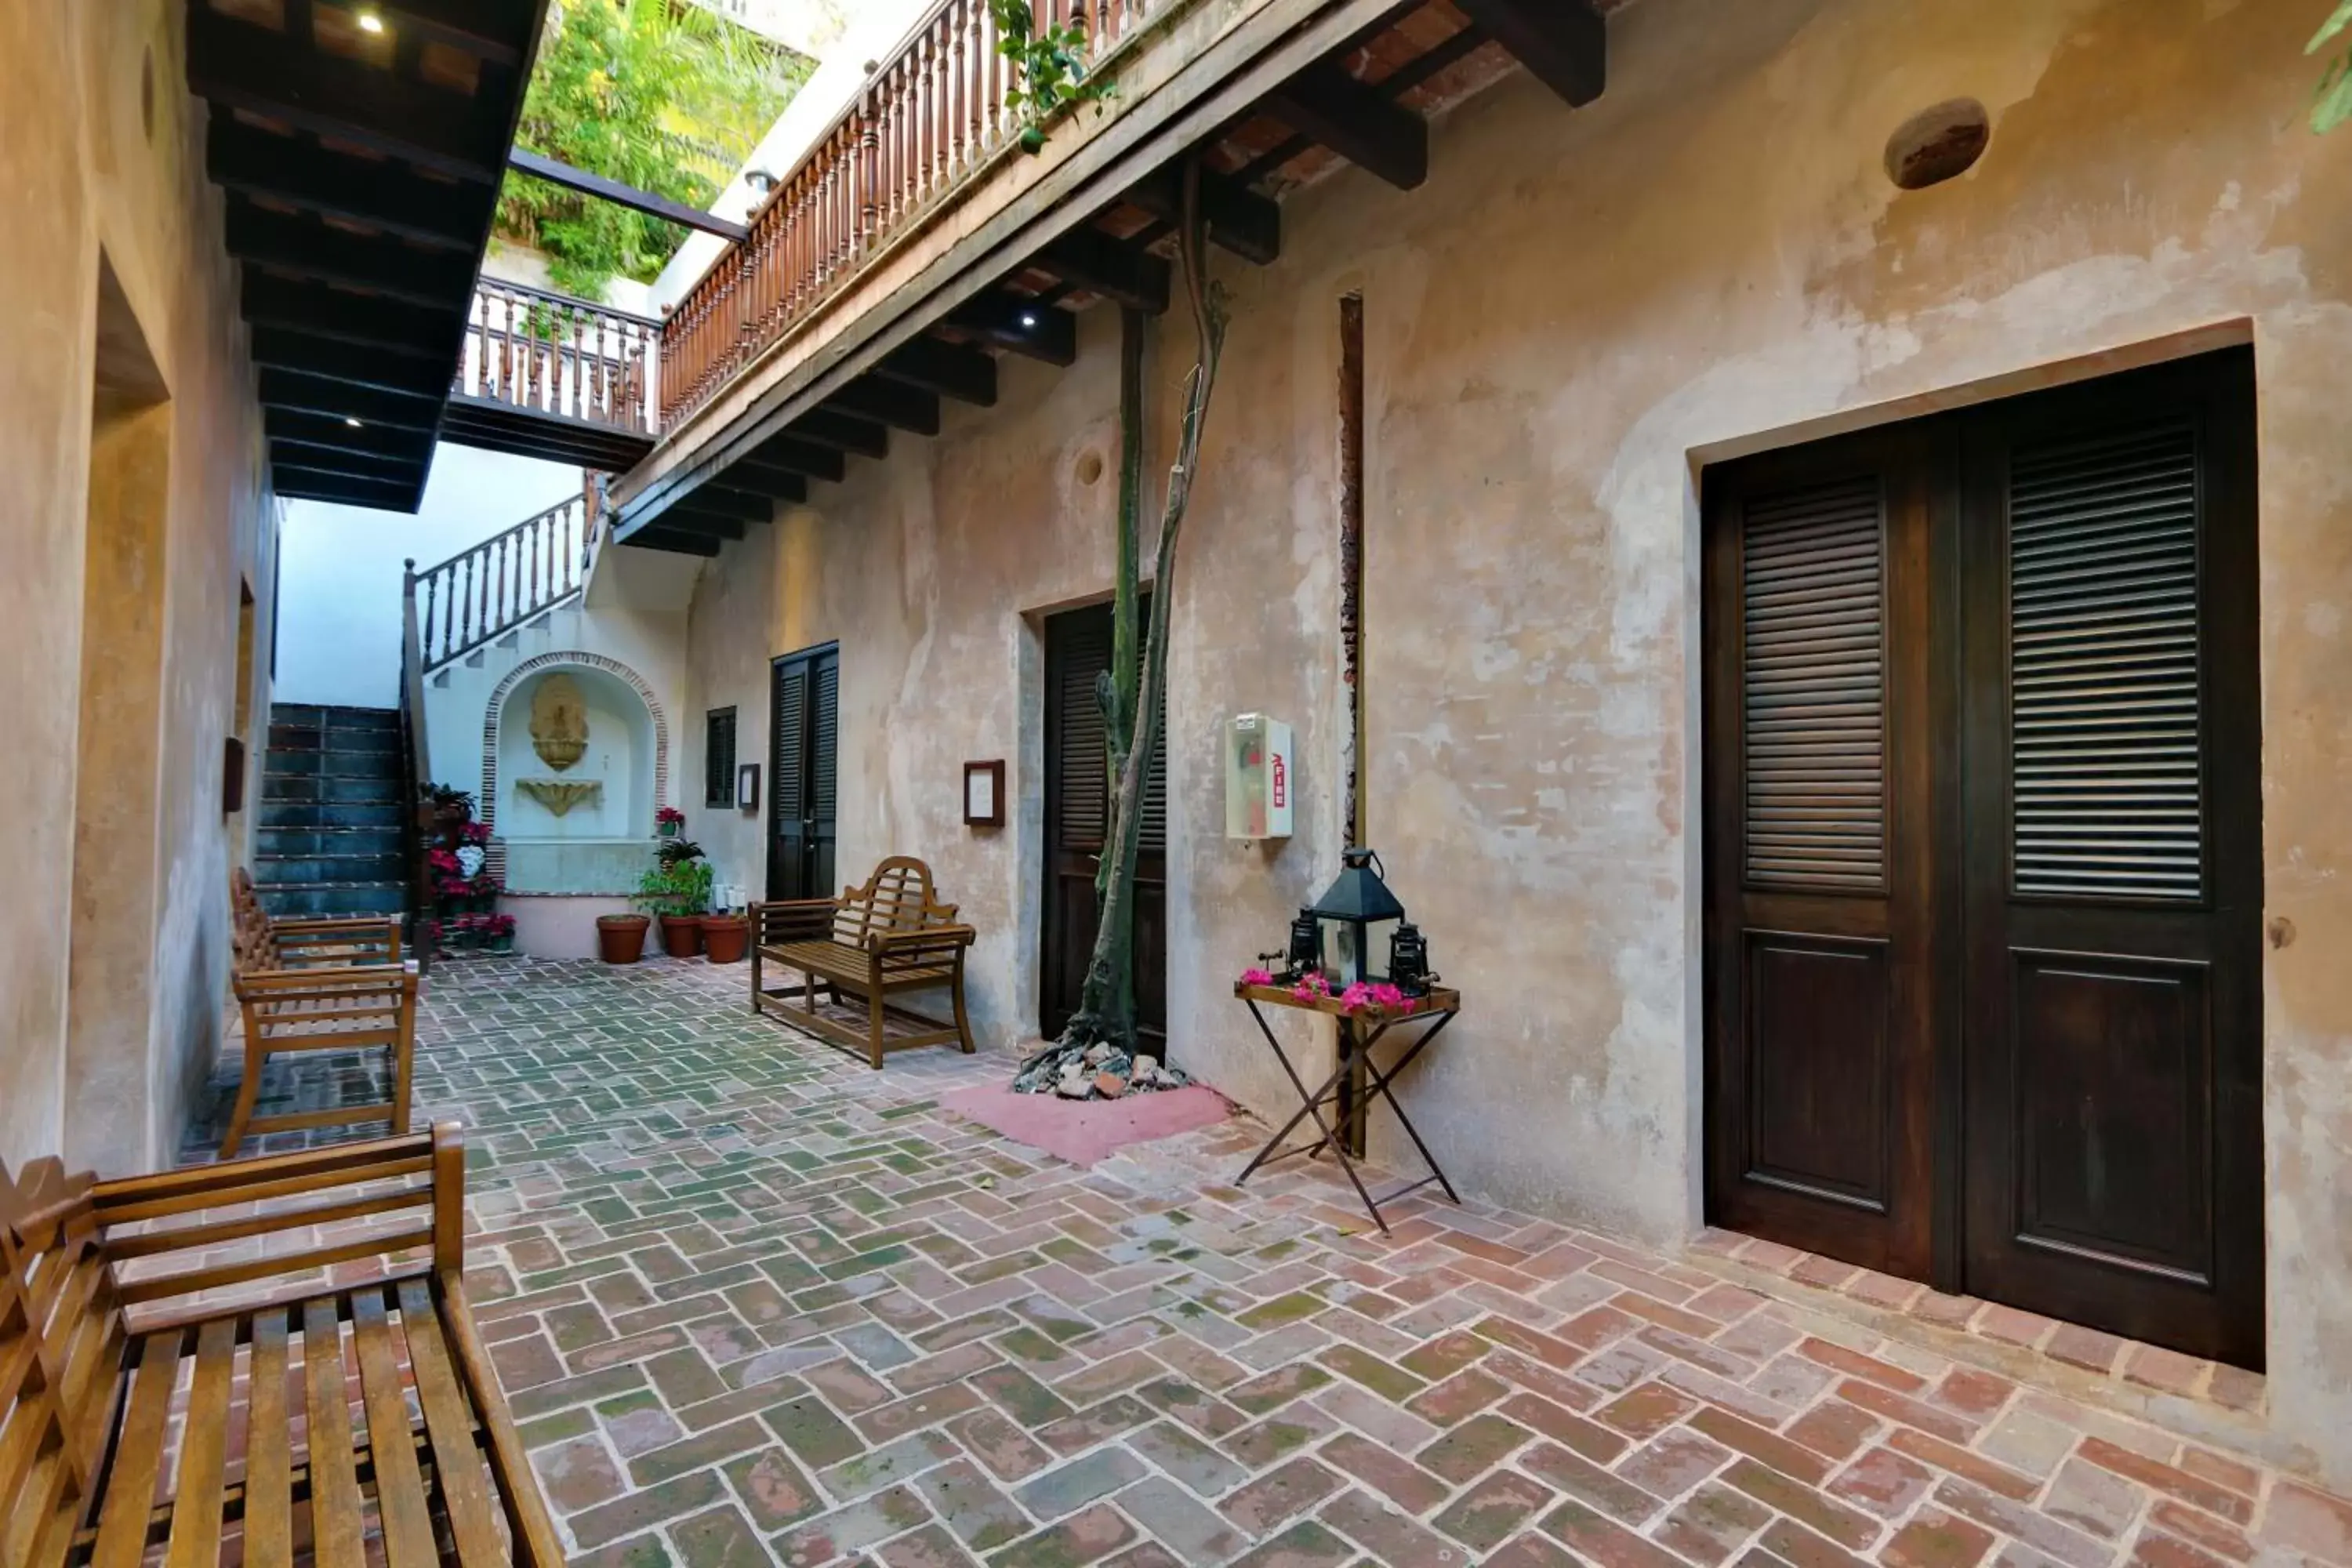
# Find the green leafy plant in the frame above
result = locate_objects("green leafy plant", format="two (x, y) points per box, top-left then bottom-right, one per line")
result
(497, 0), (809, 300)
(988, 0), (1116, 154)
(2314, 2), (2352, 131)
(633, 850), (714, 918)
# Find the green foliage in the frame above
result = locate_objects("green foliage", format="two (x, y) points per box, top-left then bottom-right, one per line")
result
(497, 0), (808, 300)
(633, 849), (713, 917)
(988, 0), (1116, 153)
(2314, 2), (2352, 132)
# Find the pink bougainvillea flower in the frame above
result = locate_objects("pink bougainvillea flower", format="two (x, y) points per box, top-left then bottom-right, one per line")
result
(1240, 967), (1275, 987)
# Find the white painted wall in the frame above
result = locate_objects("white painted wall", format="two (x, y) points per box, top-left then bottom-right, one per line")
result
(274, 445), (586, 710)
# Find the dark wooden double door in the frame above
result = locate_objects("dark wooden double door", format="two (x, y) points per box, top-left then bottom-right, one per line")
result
(1041, 603), (1167, 1044)
(768, 644), (839, 902)
(1702, 350), (2263, 1367)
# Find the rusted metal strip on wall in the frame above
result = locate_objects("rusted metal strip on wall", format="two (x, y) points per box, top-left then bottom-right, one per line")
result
(1338, 291), (1365, 851)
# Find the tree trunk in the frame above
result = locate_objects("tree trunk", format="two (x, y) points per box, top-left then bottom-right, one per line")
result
(1021, 162), (1229, 1080)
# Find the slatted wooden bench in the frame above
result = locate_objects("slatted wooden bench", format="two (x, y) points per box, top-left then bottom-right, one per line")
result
(226, 869), (419, 1160)
(0, 1125), (561, 1568)
(750, 855), (978, 1068)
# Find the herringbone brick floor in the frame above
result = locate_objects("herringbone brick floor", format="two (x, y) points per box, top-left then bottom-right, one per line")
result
(187, 956), (2352, 1568)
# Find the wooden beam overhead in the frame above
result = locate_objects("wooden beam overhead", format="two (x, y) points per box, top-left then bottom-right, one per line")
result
(1036, 228), (1171, 314)
(787, 408), (889, 459)
(265, 406), (436, 459)
(1454, 0), (1606, 107)
(1263, 63), (1428, 190)
(274, 469), (418, 507)
(227, 200), (477, 308)
(947, 294), (1078, 366)
(207, 119), (488, 251)
(187, 9), (506, 183)
(353, 0), (533, 67)
(623, 528), (723, 557)
(660, 507), (748, 539)
(716, 467), (808, 505)
(508, 150), (750, 241)
(240, 274), (456, 357)
(873, 338), (997, 406)
(821, 378), (942, 437)
(270, 439), (424, 482)
(1125, 165), (1280, 265)
(258, 367), (443, 430)
(661, 487), (771, 523)
(249, 327), (452, 397)
(744, 437), (847, 484)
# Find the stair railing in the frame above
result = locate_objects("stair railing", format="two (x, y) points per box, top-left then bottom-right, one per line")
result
(411, 482), (608, 675)
(455, 278), (659, 432)
(398, 558), (435, 970)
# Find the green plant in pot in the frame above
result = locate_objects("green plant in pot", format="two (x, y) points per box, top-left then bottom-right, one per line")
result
(635, 839), (714, 958)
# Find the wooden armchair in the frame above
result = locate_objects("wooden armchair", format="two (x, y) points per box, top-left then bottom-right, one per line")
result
(750, 855), (978, 1067)
(0, 1125), (562, 1568)
(225, 868), (418, 1159)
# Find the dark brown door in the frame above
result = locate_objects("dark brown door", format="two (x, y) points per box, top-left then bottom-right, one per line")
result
(768, 644), (838, 901)
(1041, 603), (1167, 1046)
(1703, 347), (2263, 1366)
(1955, 353), (2263, 1367)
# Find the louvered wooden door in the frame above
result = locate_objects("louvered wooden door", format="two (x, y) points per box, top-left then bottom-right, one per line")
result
(1703, 426), (1947, 1280)
(1704, 348), (2263, 1365)
(1957, 351), (2262, 1366)
(1041, 603), (1167, 1044)
(768, 645), (839, 902)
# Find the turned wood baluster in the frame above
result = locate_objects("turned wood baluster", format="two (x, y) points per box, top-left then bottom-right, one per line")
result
(459, 552), (476, 649)
(967, 0), (986, 167)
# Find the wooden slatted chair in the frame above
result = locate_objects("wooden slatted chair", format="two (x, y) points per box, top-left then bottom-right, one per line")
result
(750, 855), (978, 1067)
(224, 868), (419, 1160)
(0, 1125), (562, 1568)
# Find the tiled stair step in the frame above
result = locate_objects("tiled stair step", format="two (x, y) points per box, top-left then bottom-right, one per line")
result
(254, 853), (406, 885)
(253, 825), (402, 858)
(267, 722), (401, 758)
(263, 750), (404, 781)
(262, 774), (407, 804)
(270, 703), (400, 734)
(254, 880), (406, 917)
(256, 800), (405, 830)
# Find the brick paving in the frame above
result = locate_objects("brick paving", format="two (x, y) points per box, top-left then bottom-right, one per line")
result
(187, 956), (2352, 1567)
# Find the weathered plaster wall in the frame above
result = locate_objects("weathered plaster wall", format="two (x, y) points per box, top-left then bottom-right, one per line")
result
(0, 1), (276, 1172)
(677, 0), (2352, 1483)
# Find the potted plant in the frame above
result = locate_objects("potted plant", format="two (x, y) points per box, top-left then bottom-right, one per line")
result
(597, 912), (651, 964)
(446, 913), (479, 953)
(485, 913), (517, 953)
(422, 783), (477, 849)
(655, 804), (687, 840)
(702, 906), (750, 964)
(635, 840), (713, 958)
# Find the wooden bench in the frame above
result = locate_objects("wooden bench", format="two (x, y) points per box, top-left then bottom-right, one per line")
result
(0, 1125), (562, 1568)
(225, 868), (419, 1160)
(751, 855), (978, 1067)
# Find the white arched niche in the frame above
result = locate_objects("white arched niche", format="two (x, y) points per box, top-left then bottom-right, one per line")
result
(496, 665), (655, 893)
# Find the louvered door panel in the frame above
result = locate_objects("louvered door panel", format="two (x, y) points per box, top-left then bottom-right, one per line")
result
(1741, 476), (1887, 891)
(772, 666), (805, 828)
(1054, 615), (1110, 849)
(767, 647), (837, 900)
(2007, 422), (2201, 900)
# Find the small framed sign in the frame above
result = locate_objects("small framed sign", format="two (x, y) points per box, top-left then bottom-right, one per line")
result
(964, 760), (1005, 828)
(737, 763), (760, 812)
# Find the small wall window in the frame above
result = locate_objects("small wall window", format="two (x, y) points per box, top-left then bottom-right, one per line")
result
(706, 707), (738, 808)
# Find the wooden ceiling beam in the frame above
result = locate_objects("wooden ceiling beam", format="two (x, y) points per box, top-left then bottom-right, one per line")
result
(227, 200), (477, 309)
(946, 294), (1078, 366)
(187, 9), (506, 183)
(662, 487), (771, 523)
(660, 507), (749, 539)
(257, 368), (443, 430)
(274, 469), (419, 507)
(787, 408), (889, 459)
(208, 119), (488, 251)
(743, 438), (847, 484)
(265, 406), (436, 459)
(269, 439), (423, 481)
(873, 338), (997, 406)
(713, 468), (808, 506)
(240, 274), (455, 356)
(508, 150), (750, 241)
(1454, 0), (1606, 107)
(1263, 63), (1428, 190)
(1125, 165), (1280, 264)
(1036, 227), (1171, 314)
(249, 327), (452, 397)
(622, 528), (723, 557)
(820, 378), (942, 437)
(354, 0), (532, 68)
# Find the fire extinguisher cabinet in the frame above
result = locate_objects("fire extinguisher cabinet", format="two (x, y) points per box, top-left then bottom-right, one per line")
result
(1225, 713), (1294, 840)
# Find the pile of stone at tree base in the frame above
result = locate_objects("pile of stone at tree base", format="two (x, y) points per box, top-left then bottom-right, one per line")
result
(1012, 1039), (1192, 1100)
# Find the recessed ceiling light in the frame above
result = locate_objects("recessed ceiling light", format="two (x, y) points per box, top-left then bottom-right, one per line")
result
(357, 11), (386, 33)
(344, 416), (364, 428)
(1020, 313), (1038, 328)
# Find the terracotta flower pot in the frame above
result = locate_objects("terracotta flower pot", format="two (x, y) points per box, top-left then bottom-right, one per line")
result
(701, 915), (749, 964)
(596, 913), (650, 964)
(659, 913), (704, 959)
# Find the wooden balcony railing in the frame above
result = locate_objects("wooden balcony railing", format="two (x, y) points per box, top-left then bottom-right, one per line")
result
(658, 0), (1156, 430)
(455, 279), (659, 432)
(409, 485), (604, 673)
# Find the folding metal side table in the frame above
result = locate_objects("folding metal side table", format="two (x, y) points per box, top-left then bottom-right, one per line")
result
(1230, 982), (1462, 1235)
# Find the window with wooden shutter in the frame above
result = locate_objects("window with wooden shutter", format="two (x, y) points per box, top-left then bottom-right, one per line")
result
(1740, 475), (1888, 891)
(811, 655), (839, 827)
(2007, 420), (2204, 901)
(1050, 605), (1167, 853)
(706, 708), (736, 808)
(772, 666), (805, 829)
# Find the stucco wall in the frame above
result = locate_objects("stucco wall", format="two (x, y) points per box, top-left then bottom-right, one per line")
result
(0, 1), (277, 1173)
(675, 0), (2352, 1483)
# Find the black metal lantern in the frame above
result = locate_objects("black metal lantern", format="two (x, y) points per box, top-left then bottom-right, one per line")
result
(1389, 922), (1432, 995)
(1310, 847), (1406, 988)
(1285, 908), (1324, 980)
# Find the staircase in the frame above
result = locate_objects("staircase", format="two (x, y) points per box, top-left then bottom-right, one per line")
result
(254, 705), (408, 917)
